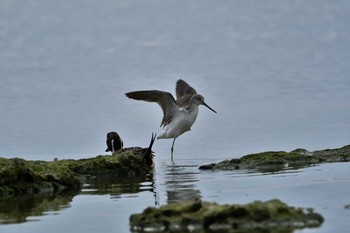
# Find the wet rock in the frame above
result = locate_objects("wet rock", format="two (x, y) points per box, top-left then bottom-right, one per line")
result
(0, 152), (153, 198)
(130, 199), (324, 232)
(199, 144), (350, 171)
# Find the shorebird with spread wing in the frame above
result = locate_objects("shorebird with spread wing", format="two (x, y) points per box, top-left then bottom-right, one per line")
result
(125, 79), (216, 160)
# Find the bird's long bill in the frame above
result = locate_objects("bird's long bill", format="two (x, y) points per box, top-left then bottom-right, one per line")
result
(202, 101), (217, 113)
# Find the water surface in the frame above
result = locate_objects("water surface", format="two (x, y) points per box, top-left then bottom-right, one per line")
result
(1, 0), (349, 160)
(1, 160), (350, 232)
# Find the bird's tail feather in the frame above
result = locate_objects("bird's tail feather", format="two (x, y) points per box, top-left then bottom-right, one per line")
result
(146, 132), (157, 157)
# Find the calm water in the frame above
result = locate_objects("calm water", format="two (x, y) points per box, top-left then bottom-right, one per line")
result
(1, 0), (350, 232)
(1, 161), (350, 233)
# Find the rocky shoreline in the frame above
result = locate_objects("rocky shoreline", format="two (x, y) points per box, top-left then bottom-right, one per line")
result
(199, 145), (350, 171)
(0, 151), (153, 198)
(1, 144), (349, 198)
(2, 144), (349, 231)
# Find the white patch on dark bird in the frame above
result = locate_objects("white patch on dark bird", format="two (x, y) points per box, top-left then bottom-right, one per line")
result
(105, 132), (123, 153)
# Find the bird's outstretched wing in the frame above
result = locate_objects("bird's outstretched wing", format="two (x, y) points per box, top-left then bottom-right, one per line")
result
(125, 90), (177, 127)
(175, 79), (197, 108)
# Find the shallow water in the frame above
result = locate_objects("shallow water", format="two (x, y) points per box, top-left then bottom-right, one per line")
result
(1, 0), (350, 232)
(1, 160), (350, 232)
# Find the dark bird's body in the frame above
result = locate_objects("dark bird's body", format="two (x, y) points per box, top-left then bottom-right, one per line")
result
(106, 132), (156, 167)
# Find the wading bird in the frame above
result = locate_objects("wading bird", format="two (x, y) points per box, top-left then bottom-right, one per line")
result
(125, 79), (216, 160)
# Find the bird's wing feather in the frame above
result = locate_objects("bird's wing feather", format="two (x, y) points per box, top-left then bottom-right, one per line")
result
(175, 79), (197, 107)
(125, 90), (178, 127)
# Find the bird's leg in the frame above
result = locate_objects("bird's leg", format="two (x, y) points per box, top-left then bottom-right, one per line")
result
(171, 138), (176, 161)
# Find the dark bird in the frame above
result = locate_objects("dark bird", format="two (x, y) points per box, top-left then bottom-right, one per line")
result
(105, 131), (124, 153)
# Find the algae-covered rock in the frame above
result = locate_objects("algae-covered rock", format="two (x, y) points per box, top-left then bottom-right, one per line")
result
(199, 144), (350, 171)
(130, 199), (323, 232)
(0, 152), (153, 198)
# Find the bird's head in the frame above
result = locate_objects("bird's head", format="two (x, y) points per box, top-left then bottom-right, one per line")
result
(191, 94), (217, 113)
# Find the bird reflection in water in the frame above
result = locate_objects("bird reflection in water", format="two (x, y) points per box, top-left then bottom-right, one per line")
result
(164, 163), (201, 204)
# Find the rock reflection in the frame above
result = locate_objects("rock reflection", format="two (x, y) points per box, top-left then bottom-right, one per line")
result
(165, 163), (201, 203)
(82, 173), (159, 205)
(0, 172), (159, 225)
(0, 190), (78, 224)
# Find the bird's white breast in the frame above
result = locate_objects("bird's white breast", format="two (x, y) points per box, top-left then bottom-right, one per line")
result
(158, 106), (199, 139)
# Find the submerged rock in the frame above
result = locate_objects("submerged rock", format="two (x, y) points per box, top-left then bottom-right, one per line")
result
(199, 144), (350, 171)
(0, 151), (154, 198)
(130, 199), (323, 232)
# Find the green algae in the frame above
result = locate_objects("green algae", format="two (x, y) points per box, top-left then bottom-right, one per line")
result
(199, 144), (350, 171)
(130, 199), (323, 232)
(0, 152), (153, 198)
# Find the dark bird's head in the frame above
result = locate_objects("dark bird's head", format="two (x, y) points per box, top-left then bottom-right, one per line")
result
(105, 131), (123, 153)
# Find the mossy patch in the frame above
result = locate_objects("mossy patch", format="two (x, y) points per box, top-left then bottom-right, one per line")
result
(130, 199), (323, 232)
